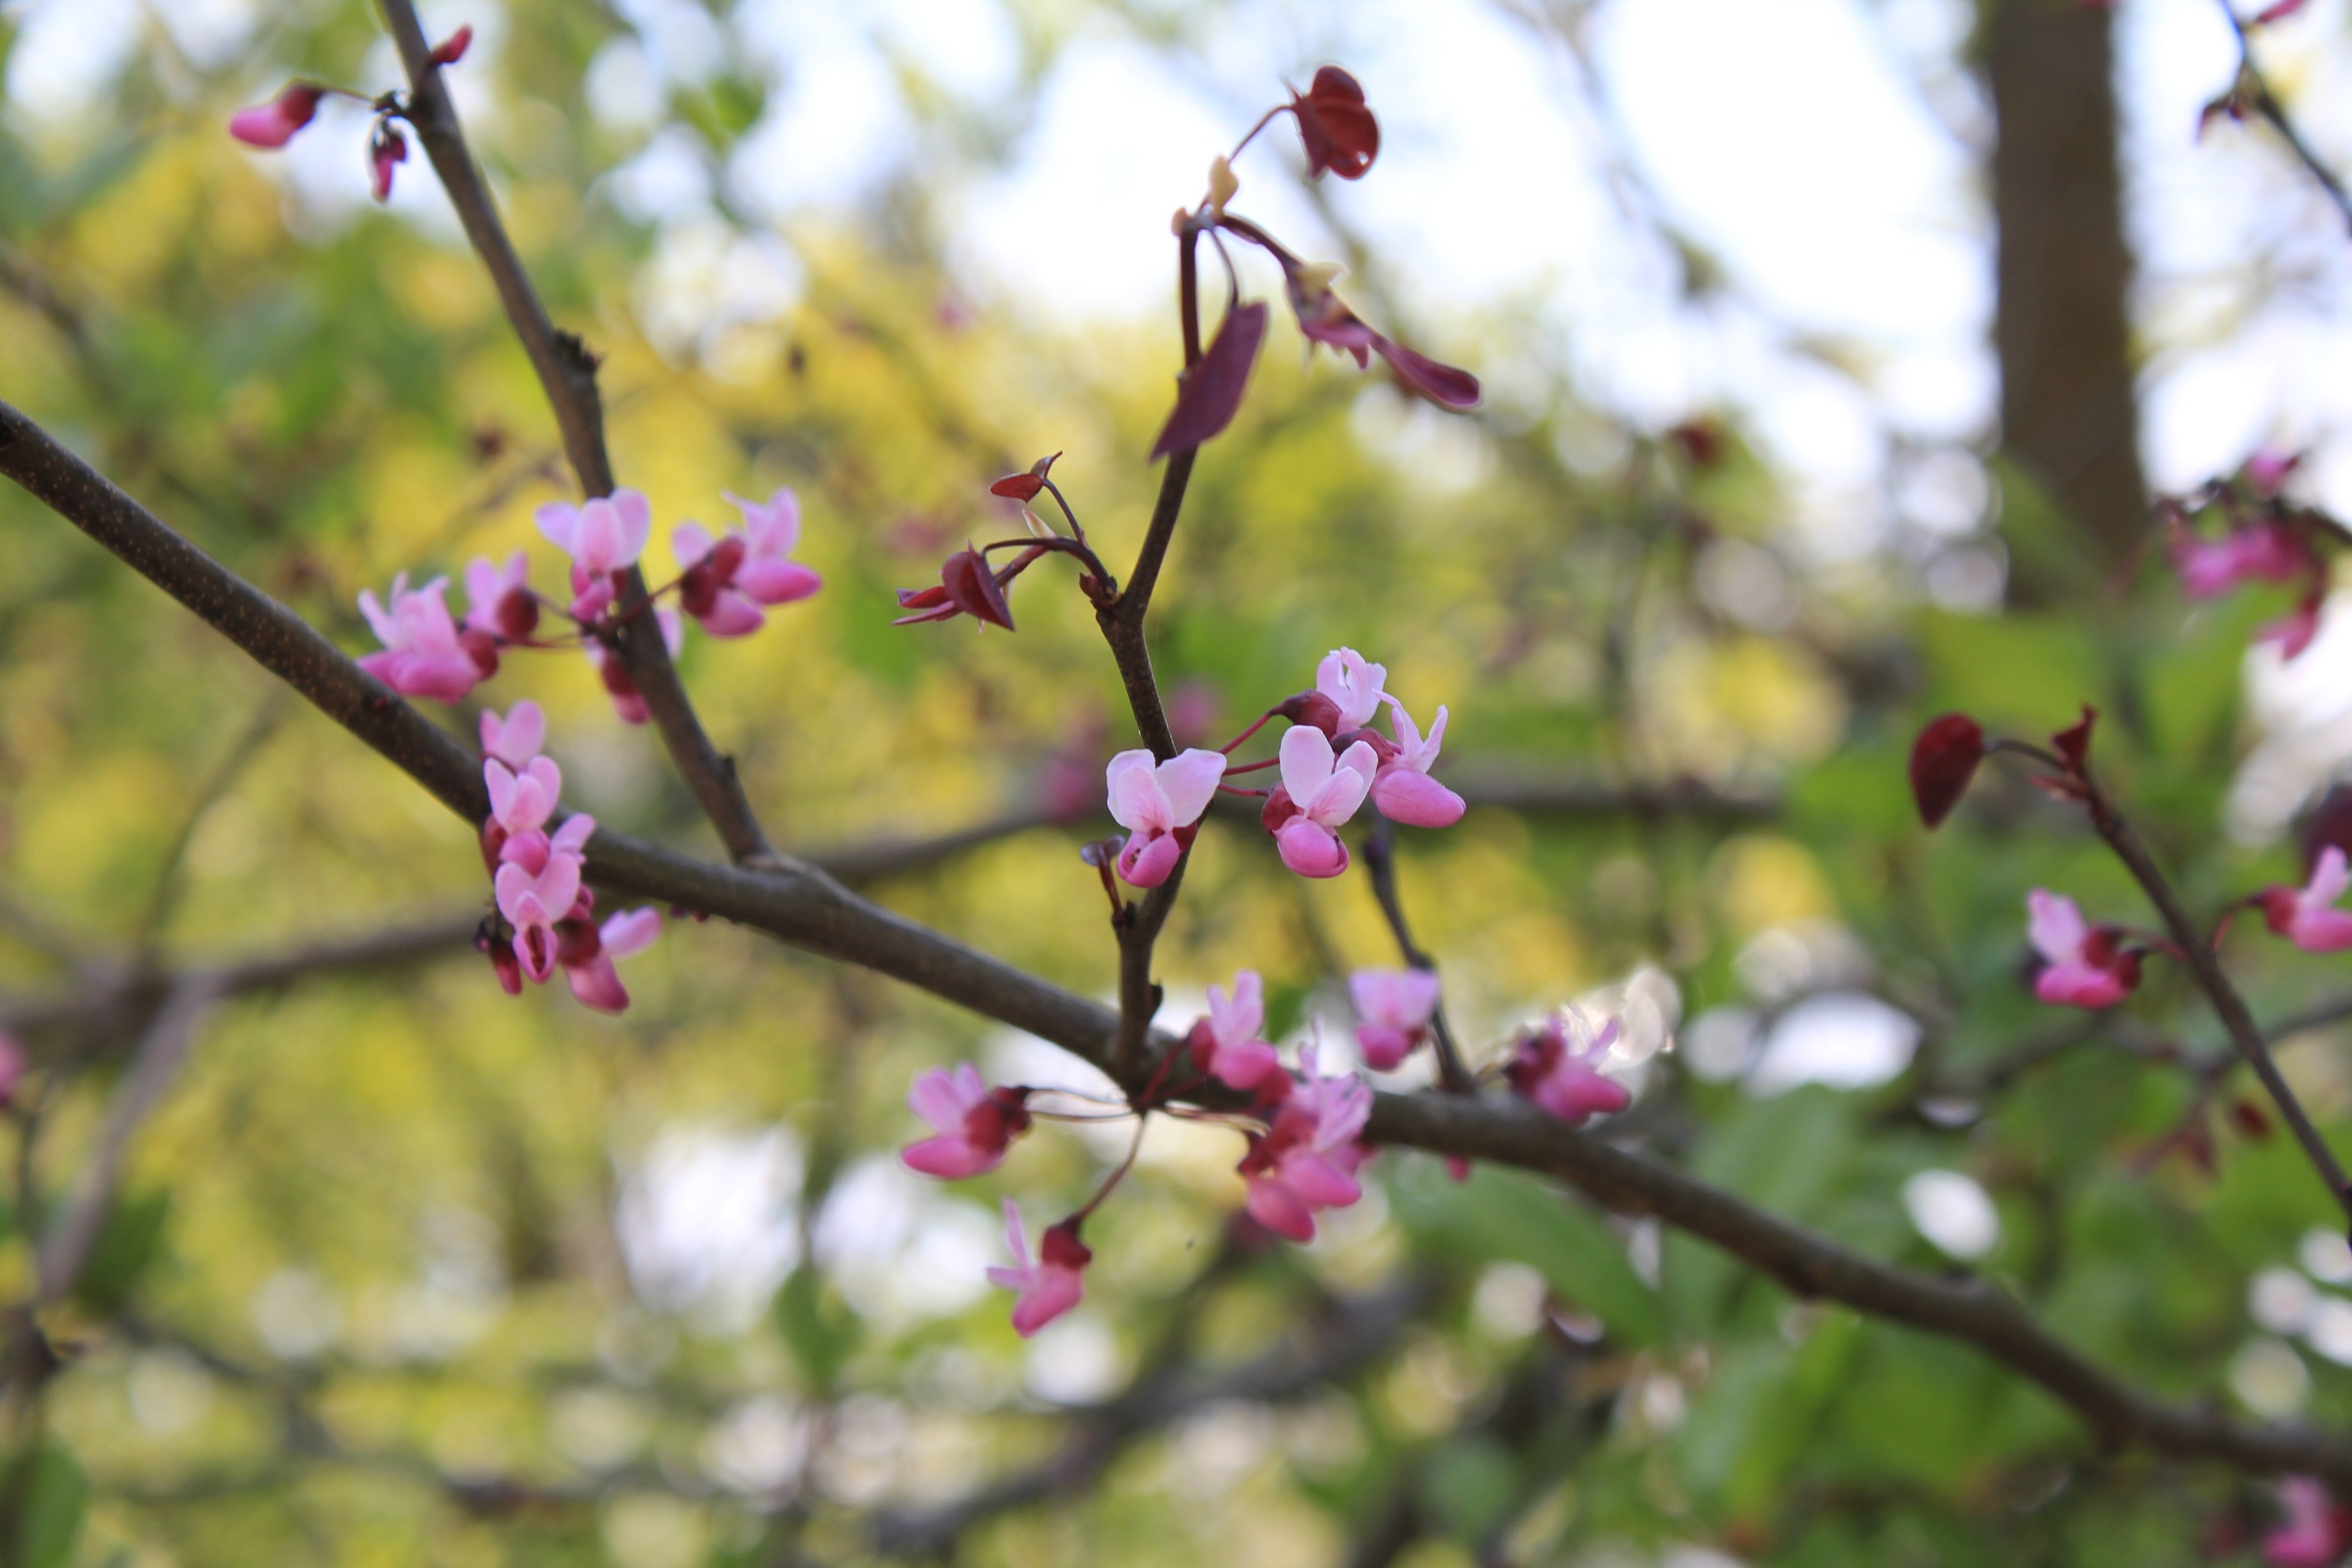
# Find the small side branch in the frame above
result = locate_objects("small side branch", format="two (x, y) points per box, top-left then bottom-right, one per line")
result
(2215, 0), (2352, 234)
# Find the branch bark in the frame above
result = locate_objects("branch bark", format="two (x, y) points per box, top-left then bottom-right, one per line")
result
(7, 394), (2352, 1484)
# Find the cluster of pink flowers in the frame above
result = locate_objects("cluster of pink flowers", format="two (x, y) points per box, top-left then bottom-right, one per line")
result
(2265, 1477), (2350, 1567)
(1100, 648), (1465, 891)
(228, 26), (471, 205)
(2162, 451), (2332, 661)
(472, 701), (661, 1012)
(354, 486), (818, 726)
(1503, 1007), (1631, 1124)
(1348, 967), (1441, 1070)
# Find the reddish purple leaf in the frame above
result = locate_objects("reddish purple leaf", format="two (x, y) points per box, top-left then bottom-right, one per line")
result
(2052, 706), (2097, 775)
(428, 24), (474, 67)
(1908, 712), (1984, 828)
(1150, 300), (1269, 461)
(940, 548), (1015, 630)
(1372, 334), (1482, 411)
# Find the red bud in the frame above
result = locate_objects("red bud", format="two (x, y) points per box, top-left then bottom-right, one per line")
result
(2052, 706), (2096, 775)
(2230, 1099), (2274, 1139)
(496, 586), (539, 640)
(1908, 712), (1984, 828)
(1289, 66), (1380, 180)
(428, 24), (474, 67)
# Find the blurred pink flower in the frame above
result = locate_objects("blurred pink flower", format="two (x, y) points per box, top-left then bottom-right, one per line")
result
(1239, 1047), (1373, 1243)
(1371, 700), (1464, 828)
(2026, 890), (2140, 1008)
(987, 1200), (1091, 1337)
(2264, 1477), (2348, 1568)
(2171, 519), (2310, 599)
(902, 1064), (1034, 1179)
(357, 573), (489, 703)
(464, 551), (537, 641)
(2261, 847), (2352, 954)
(1349, 967), (1441, 1070)
(479, 700), (547, 770)
(559, 906), (660, 1013)
(538, 489), (653, 604)
(1316, 647), (1388, 729)
(672, 488), (823, 638)
(1505, 1007), (1629, 1123)
(1188, 971), (1281, 1090)
(228, 84), (324, 149)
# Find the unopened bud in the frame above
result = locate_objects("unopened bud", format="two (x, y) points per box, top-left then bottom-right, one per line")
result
(1021, 507), (1056, 541)
(1205, 154), (1239, 215)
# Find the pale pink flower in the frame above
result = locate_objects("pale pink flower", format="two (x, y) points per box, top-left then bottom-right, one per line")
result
(670, 494), (822, 639)
(986, 1200), (1091, 1337)
(1505, 1006), (1629, 1123)
(2265, 1477), (2348, 1568)
(357, 573), (489, 703)
(1371, 701), (1464, 828)
(2026, 890), (2140, 1008)
(464, 551), (537, 640)
(2261, 847), (2352, 954)
(1349, 967), (1441, 1070)
(1105, 748), (1227, 887)
(1187, 971), (1281, 1090)
(560, 906), (661, 1013)
(902, 1064), (1033, 1179)
(228, 84), (324, 148)
(1270, 725), (1377, 878)
(1240, 1047), (1374, 1243)
(496, 852), (584, 984)
(479, 701), (547, 770)
(485, 755), (561, 836)
(1316, 647), (1388, 729)
(2247, 448), (2302, 497)
(536, 489), (653, 592)
(726, 486), (824, 601)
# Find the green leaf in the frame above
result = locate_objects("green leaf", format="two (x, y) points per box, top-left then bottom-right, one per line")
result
(774, 1264), (861, 1391)
(1389, 1160), (1659, 1346)
(72, 1188), (170, 1316)
(13, 1445), (86, 1568)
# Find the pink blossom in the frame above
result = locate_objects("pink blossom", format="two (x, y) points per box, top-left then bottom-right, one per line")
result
(902, 1063), (1034, 1179)
(558, 906), (661, 1013)
(464, 551), (538, 641)
(986, 1200), (1091, 1337)
(495, 845), (585, 984)
(2260, 847), (2352, 954)
(368, 121), (408, 203)
(2170, 520), (2311, 599)
(1504, 1007), (1630, 1123)
(537, 489), (653, 587)
(1316, 647), (1388, 729)
(671, 489), (822, 638)
(2026, 890), (2141, 1009)
(357, 573), (490, 703)
(1349, 968), (1441, 1070)
(485, 755), (562, 845)
(1239, 1047), (1374, 1243)
(2265, 1477), (2349, 1568)
(1186, 971), (1281, 1090)
(1104, 748), (1227, 887)
(1269, 725), (1376, 878)
(2261, 587), (2328, 661)
(479, 700), (547, 770)
(1371, 701), (1464, 828)
(228, 84), (324, 149)
(2246, 447), (2303, 495)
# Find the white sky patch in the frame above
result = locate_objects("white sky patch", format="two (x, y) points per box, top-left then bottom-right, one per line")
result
(615, 1124), (804, 1334)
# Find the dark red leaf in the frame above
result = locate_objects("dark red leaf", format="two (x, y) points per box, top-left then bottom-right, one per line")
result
(1372, 334), (1482, 411)
(990, 473), (1045, 501)
(1150, 300), (1269, 461)
(940, 547), (1015, 630)
(428, 24), (474, 67)
(1908, 712), (1984, 828)
(1290, 66), (1380, 180)
(2052, 706), (2097, 775)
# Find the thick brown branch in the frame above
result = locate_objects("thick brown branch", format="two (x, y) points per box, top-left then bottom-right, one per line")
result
(377, 0), (777, 868)
(9, 397), (2352, 1484)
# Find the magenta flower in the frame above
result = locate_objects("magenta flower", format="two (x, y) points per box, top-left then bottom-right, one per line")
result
(228, 84), (325, 149)
(496, 845), (585, 984)
(2261, 586), (2328, 661)
(1104, 747), (1227, 887)
(986, 1200), (1091, 1338)
(902, 1064), (1035, 1179)
(485, 754), (562, 848)
(1504, 1007), (1630, 1124)
(1316, 647), (1388, 729)
(2171, 519), (2311, 599)
(1268, 725), (1377, 878)
(537, 490), (653, 616)
(1186, 971), (1281, 1090)
(0, 1032), (25, 1110)
(558, 906), (661, 1013)
(2265, 1478), (2349, 1568)
(1371, 701), (1464, 828)
(357, 573), (490, 703)
(671, 488), (822, 638)
(479, 700), (547, 771)
(1239, 1047), (1374, 1243)
(464, 551), (538, 641)
(1349, 968), (1441, 1070)
(2025, 890), (2141, 1009)
(2260, 847), (2352, 954)
(368, 120), (408, 203)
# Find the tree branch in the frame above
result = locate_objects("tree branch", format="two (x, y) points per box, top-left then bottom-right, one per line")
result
(8, 395), (2351, 1485)
(2216, 0), (2352, 234)
(1361, 823), (1476, 1092)
(376, 0), (780, 869)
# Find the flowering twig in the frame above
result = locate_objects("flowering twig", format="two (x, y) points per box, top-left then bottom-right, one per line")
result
(1359, 823), (1476, 1092)
(14, 400), (2352, 1485)
(376, 0), (784, 870)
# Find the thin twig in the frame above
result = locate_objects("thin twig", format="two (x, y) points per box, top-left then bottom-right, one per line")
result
(376, 0), (781, 869)
(2215, 0), (2352, 234)
(1360, 822), (1476, 1092)
(12, 397), (2352, 1484)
